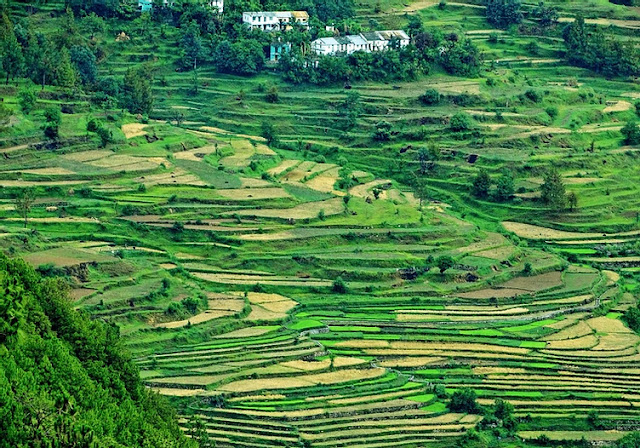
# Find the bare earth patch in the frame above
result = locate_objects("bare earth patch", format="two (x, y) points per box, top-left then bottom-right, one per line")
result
(122, 123), (148, 139)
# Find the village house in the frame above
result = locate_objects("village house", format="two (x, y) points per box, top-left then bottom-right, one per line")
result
(311, 30), (410, 56)
(269, 39), (292, 62)
(242, 11), (309, 31)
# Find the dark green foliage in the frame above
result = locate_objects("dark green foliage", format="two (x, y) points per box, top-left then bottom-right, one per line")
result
(448, 388), (480, 413)
(42, 106), (62, 140)
(617, 431), (640, 448)
(420, 88), (441, 105)
(332, 276), (348, 293)
(18, 87), (37, 115)
(563, 16), (640, 77)
(450, 112), (473, 132)
(624, 305), (640, 333)
(485, 0), (523, 28)
(472, 169), (491, 199)
(495, 171), (514, 201)
(523, 262), (533, 275)
(540, 167), (566, 210)
(436, 255), (455, 274)
(179, 22), (203, 71)
(0, 13), (24, 84)
(121, 66), (154, 115)
(533, 2), (558, 28)
(261, 121), (278, 145)
(373, 121), (392, 141)
(70, 45), (98, 85)
(0, 255), (194, 448)
(265, 86), (279, 103)
(339, 91), (362, 129)
(621, 121), (640, 145)
(213, 39), (265, 75)
(440, 39), (482, 77)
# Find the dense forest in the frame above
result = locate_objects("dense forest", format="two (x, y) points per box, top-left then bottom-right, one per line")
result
(0, 254), (194, 447)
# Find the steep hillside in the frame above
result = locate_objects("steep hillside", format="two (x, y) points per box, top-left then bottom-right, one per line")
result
(0, 254), (194, 448)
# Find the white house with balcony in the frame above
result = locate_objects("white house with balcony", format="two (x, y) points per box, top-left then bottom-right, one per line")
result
(242, 11), (309, 31)
(311, 30), (410, 56)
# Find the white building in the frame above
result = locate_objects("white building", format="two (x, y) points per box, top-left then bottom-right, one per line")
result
(242, 11), (309, 31)
(312, 30), (410, 56)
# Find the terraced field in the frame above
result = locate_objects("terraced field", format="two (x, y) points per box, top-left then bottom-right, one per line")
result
(1, 0), (640, 446)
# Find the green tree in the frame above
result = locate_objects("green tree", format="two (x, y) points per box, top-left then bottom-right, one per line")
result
(486, 0), (523, 28)
(436, 255), (455, 274)
(472, 169), (491, 199)
(0, 13), (24, 84)
(339, 91), (362, 129)
(420, 88), (440, 105)
(449, 112), (473, 132)
(621, 121), (640, 145)
(18, 87), (38, 115)
(0, 103), (11, 130)
(265, 86), (279, 103)
(56, 47), (78, 89)
(14, 189), (34, 228)
(332, 276), (348, 293)
(495, 170), (514, 201)
(533, 2), (558, 28)
(540, 167), (566, 210)
(261, 121), (278, 145)
(121, 66), (154, 115)
(448, 388), (480, 413)
(82, 12), (105, 39)
(617, 432), (640, 448)
(42, 106), (62, 140)
(494, 398), (514, 420)
(373, 120), (392, 141)
(567, 191), (578, 211)
(70, 45), (97, 85)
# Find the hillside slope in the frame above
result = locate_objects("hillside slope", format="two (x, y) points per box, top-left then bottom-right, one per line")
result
(0, 254), (193, 448)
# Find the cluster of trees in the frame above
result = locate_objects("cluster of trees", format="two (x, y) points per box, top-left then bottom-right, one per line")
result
(563, 16), (640, 77)
(541, 167), (578, 211)
(471, 169), (515, 202)
(0, 255), (194, 447)
(0, 10), (154, 115)
(485, 0), (522, 29)
(279, 29), (480, 85)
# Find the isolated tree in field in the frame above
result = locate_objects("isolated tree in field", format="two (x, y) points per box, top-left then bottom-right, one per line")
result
(621, 121), (640, 145)
(18, 87), (37, 115)
(486, 0), (523, 28)
(265, 86), (279, 104)
(448, 388), (480, 413)
(0, 103), (11, 130)
(332, 276), (348, 294)
(494, 398), (514, 420)
(42, 106), (62, 140)
(472, 169), (491, 199)
(417, 144), (439, 174)
(179, 22), (203, 71)
(14, 189), (34, 228)
(449, 112), (473, 133)
(436, 255), (455, 274)
(567, 191), (578, 211)
(540, 167), (566, 210)
(261, 122), (278, 145)
(495, 170), (515, 201)
(339, 91), (361, 129)
(420, 88), (440, 105)
(373, 121), (392, 141)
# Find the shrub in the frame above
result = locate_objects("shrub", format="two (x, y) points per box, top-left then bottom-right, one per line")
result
(448, 388), (480, 413)
(621, 121), (640, 145)
(449, 112), (473, 132)
(420, 88), (441, 105)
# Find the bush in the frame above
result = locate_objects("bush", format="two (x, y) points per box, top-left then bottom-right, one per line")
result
(448, 388), (480, 413)
(420, 88), (441, 105)
(18, 88), (37, 114)
(332, 276), (348, 293)
(621, 121), (640, 145)
(449, 112), (473, 132)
